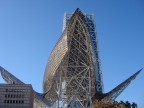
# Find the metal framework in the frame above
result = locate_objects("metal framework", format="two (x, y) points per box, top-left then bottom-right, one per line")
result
(43, 8), (142, 107)
(0, 8), (142, 108)
(102, 68), (142, 102)
(63, 11), (104, 93)
(43, 9), (98, 107)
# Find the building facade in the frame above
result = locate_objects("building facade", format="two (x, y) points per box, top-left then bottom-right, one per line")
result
(0, 84), (34, 108)
(0, 66), (51, 108)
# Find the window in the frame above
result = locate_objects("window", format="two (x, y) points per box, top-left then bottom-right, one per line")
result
(10, 100), (12, 103)
(6, 89), (8, 92)
(5, 94), (7, 98)
(22, 100), (24, 104)
(4, 100), (6, 103)
(13, 100), (15, 103)
(8, 94), (10, 98)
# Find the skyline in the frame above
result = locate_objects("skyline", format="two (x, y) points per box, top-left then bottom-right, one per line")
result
(0, 0), (144, 107)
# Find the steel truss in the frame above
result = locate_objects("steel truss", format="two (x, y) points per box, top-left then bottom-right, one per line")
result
(44, 9), (98, 107)
(0, 9), (142, 108)
(43, 9), (143, 108)
(102, 68), (142, 102)
(63, 11), (104, 94)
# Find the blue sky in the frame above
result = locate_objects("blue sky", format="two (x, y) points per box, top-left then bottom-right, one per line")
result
(0, 0), (144, 107)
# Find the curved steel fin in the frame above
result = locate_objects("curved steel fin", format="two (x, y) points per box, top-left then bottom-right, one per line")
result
(102, 68), (143, 102)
